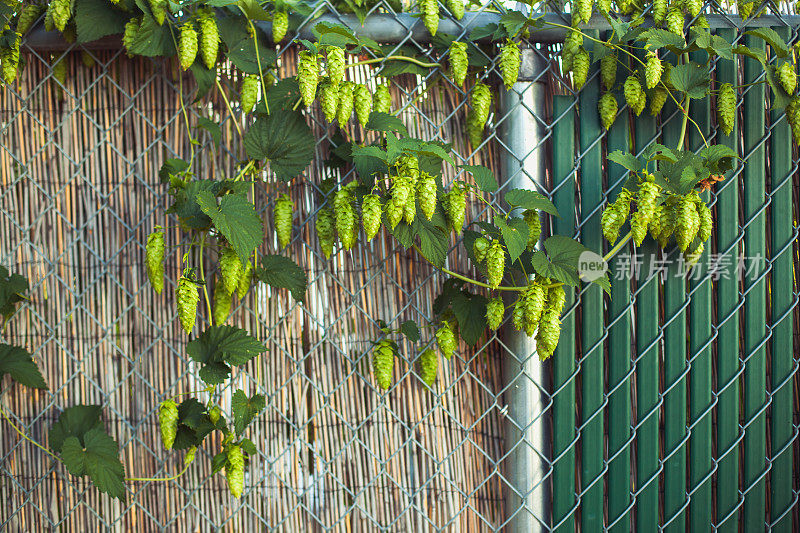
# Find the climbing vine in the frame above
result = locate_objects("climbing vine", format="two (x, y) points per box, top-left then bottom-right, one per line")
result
(0, 0), (795, 502)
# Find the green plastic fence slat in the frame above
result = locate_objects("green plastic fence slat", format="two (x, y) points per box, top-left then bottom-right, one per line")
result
(713, 28), (740, 533)
(742, 34), (768, 530)
(633, 115), (659, 533)
(768, 26), (794, 533)
(607, 104), (632, 533)
(662, 99), (688, 533)
(687, 51), (713, 533)
(551, 95), (577, 533)
(577, 33), (604, 531)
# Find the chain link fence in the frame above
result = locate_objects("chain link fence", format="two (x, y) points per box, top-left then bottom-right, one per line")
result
(1, 3), (800, 531)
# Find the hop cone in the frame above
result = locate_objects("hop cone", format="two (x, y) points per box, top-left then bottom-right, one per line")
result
(486, 297), (505, 331)
(717, 82), (736, 136)
(361, 194), (383, 241)
(686, 0), (701, 17)
(777, 62), (797, 94)
(694, 195), (713, 242)
(436, 321), (457, 360)
(738, 0), (754, 18)
(631, 181), (660, 246)
(219, 247), (242, 295)
(158, 399), (179, 450)
(326, 46), (346, 86)
(176, 274), (199, 334)
(146, 229), (165, 294)
(446, 0), (464, 19)
(598, 92), (618, 130)
(535, 309), (561, 360)
(657, 199), (677, 248)
(334, 188), (357, 250)
(225, 445), (245, 498)
(444, 187), (466, 234)
(318, 79), (339, 122)
(787, 97), (800, 144)
(547, 284), (566, 315)
(418, 173), (437, 220)
(421, 0), (439, 36)
(1, 34), (20, 84)
(198, 10), (220, 70)
(571, 47), (590, 90)
(373, 340), (395, 390)
(624, 75), (643, 110)
(336, 81), (355, 126)
(561, 29), (583, 71)
(150, 0), (167, 25)
(403, 184), (417, 224)
(574, 0), (593, 24)
(354, 83), (372, 127)
(236, 261), (252, 299)
(685, 242), (704, 266)
(297, 51), (319, 108)
(213, 279), (231, 325)
(373, 84), (391, 114)
(385, 200), (403, 230)
(512, 297), (525, 330)
(316, 207), (336, 259)
(391, 175), (413, 210)
(499, 39), (521, 90)
(17, 5), (43, 35)
(449, 41), (468, 86)
(418, 348), (438, 387)
(51, 0), (70, 32)
(675, 194), (700, 251)
(596, 0), (611, 12)
(486, 240), (505, 289)
(650, 87), (668, 116)
(645, 52), (662, 89)
(274, 194), (294, 249)
(179, 23), (198, 71)
(666, 9), (684, 36)
(524, 209), (541, 249)
(523, 282), (546, 337)
(473, 236), (490, 263)
(241, 75), (259, 114)
(600, 53), (617, 91)
(471, 82), (492, 128)
(652, 0), (667, 23)
(272, 11), (288, 43)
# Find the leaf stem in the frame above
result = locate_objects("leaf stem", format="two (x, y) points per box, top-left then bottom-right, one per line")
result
(247, 18), (270, 115)
(348, 55), (440, 69)
(198, 233), (214, 326)
(411, 244), (527, 292)
(0, 402), (61, 462)
(126, 462), (191, 483)
(215, 79), (243, 139)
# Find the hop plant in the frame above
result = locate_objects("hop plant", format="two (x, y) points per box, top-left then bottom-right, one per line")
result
(512, 297), (525, 330)
(466, 110), (484, 148)
(336, 81), (355, 126)
(631, 180), (660, 246)
(694, 195), (713, 242)
(318, 79), (339, 123)
(354, 83), (373, 127)
(436, 321), (457, 360)
(675, 194), (701, 251)
(471, 82), (492, 128)
(547, 284), (566, 315)
(274, 194), (294, 249)
(362, 194), (383, 241)
(316, 207), (336, 259)
(777, 62), (797, 94)
(601, 188), (632, 243)
(486, 297), (505, 330)
(372, 340), (395, 390)
(51, 0), (70, 32)
(197, 10), (220, 70)
(656, 198), (678, 248)
(686, 0), (702, 17)
(600, 53), (617, 91)
(17, 5), (43, 35)
(444, 186), (466, 234)
(523, 282), (546, 337)
(225, 445), (245, 499)
(272, 11), (288, 43)
(652, 0), (667, 23)
(449, 41), (468, 86)
(571, 47), (591, 90)
(179, 23), (198, 70)
(240, 75), (260, 114)
(374, 84), (392, 114)
(208, 405), (221, 425)
(158, 399), (179, 450)
(650, 87), (668, 116)
(499, 39), (521, 90)
(624, 75), (643, 111)
(666, 9), (684, 36)
(486, 240), (505, 289)
(420, 0), (439, 36)
(237, 261), (252, 299)
(403, 185), (417, 225)
(446, 0), (464, 19)
(418, 173), (437, 220)
(524, 209), (541, 249)
(298, 51), (319, 108)
(473, 236), (490, 263)
(717, 82), (736, 136)
(334, 187), (357, 250)
(645, 52), (663, 89)
(418, 348), (438, 386)
(146, 228), (165, 294)
(536, 309), (561, 360)
(598, 92), (618, 131)
(326, 46), (346, 86)
(213, 279), (231, 325)
(561, 29), (583, 72)
(176, 274), (199, 334)
(574, 0), (593, 24)
(219, 247), (243, 295)
(149, 0), (167, 25)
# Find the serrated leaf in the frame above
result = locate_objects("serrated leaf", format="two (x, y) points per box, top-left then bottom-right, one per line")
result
(399, 320), (420, 342)
(608, 150), (642, 172)
(668, 63), (710, 100)
(167, 180), (220, 229)
(504, 189), (559, 216)
(231, 390), (266, 435)
(173, 398), (216, 449)
(469, 23), (502, 42)
(415, 212), (449, 268)
(254, 254), (307, 301)
(128, 16), (175, 57)
(218, 16), (276, 74)
(187, 326), (267, 384)
(699, 144), (738, 175)
(240, 438), (258, 455)
(196, 192), (263, 263)
(746, 27), (791, 58)
(461, 165), (498, 193)
(450, 291), (488, 346)
(61, 428), (125, 500)
(689, 28), (733, 61)
(244, 110), (315, 181)
(733, 44), (767, 64)
(197, 117), (221, 148)
(49, 405), (103, 454)
(238, 0), (270, 20)
(158, 158), (190, 184)
(311, 21), (359, 47)
(365, 112), (408, 136)
(0, 266), (28, 320)
(496, 218), (529, 264)
(531, 236), (595, 287)
(189, 62), (217, 102)
(639, 28), (686, 53)
(261, 78), (301, 112)
(499, 11), (527, 38)
(432, 278), (465, 316)
(0, 344), (46, 389)
(74, 0), (127, 44)
(211, 452), (227, 473)
(641, 144), (679, 163)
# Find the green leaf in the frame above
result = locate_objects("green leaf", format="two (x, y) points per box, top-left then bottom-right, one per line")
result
(496, 218), (529, 264)
(189, 62), (217, 102)
(608, 150), (642, 173)
(667, 63), (710, 99)
(641, 144), (678, 163)
(414, 142), (454, 167)
(187, 326), (267, 384)
(74, 0), (127, 44)
(197, 117), (221, 148)
(158, 158), (190, 184)
(0, 266), (28, 320)
(764, 64), (793, 109)
(365, 112), (408, 136)
(689, 28), (733, 61)
(174, 398), (216, 449)
(243, 110), (315, 181)
(399, 320), (420, 342)
(469, 23), (503, 41)
(61, 428), (125, 500)
(240, 438), (258, 456)
(415, 212), (449, 268)
(49, 405), (103, 454)
(699, 144), (738, 175)
(461, 165), (498, 193)
(263, 78), (301, 112)
(128, 16), (175, 57)
(211, 452), (227, 473)
(218, 16), (276, 74)
(504, 189), (559, 216)
(196, 192), (263, 263)
(255, 254), (307, 301)
(746, 27), (791, 58)
(238, 0), (270, 20)
(450, 290), (488, 346)
(499, 11), (528, 38)
(231, 390), (266, 435)
(531, 236), (594, 287)
(639, 28), (686, 53)
(733, 44), (767, 64)
(311, 21), (359, 47)
(0, 344), (46, 389)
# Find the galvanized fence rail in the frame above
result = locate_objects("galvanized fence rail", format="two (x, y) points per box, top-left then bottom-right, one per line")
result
(0, 3), (799, 532)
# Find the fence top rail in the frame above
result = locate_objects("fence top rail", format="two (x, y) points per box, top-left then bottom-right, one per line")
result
(22, 12), (800, 51)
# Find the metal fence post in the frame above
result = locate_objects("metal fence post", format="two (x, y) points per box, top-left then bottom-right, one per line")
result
(499, 48), (550, 533)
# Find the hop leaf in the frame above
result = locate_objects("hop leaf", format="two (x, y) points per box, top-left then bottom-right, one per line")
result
(354, 83), (373, 127)
(486, 297), (505, 331)
(372, 340), (395, 390)
(225, 445), (245, 498)
(336, 81), (355, 126)
(176, 273), (200, 334)
(146, 229), (165, 294)
(272, 11), (288, 43)
(297, 51), (319, 108)
(486, 240), (505, 289)
(717, 82), (736, 136)
(645, 52), (663, 89)
(334, 187), (357, 250)
(418, 348), (438, 386)
(417, 173), (437, 220)
(219, 247), (243, 295)
(198, 9), (220, 70)
(446, 0), (464, 19)
(373, 84), (392, 114)
(449, 41), (468, 86)
(777, 62), (797, 94)
(535, 309), (561, 360)
(443, 186), (466, 234)
(316, 207), (336, 259)
(436, 321), (457, 360)
(326, 46), (345, 86)
(213, 280), (232, 325)
(524, 209), (541, 249)
(158, 399), (179, 450)
(650, 87), (668, 116)
(598, 92), (618, 131)
(499, 39), (521, 90)
(273, 194), (294, 249)
(600, 53), (617, 91)
(241, 75), (259, 114)
(571, 47), (590, 90)
(179, 23), (199, 71)
(361, 194), (383, 241)
(421, 0), (439, 36)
